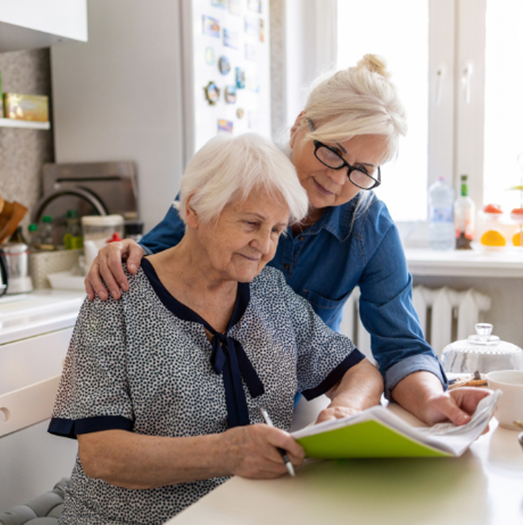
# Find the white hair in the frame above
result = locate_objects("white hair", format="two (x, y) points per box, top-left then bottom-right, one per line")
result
(288, 54), (408, 222)
(174, 133), (309, 225)
(302, 54), (407, 161)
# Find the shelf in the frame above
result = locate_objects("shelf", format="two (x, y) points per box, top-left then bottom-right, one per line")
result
(404, 247), (523, 278)
(0, 118), (50, 130)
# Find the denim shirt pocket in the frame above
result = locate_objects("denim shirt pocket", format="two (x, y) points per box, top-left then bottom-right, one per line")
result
(303, 289), (353, 330)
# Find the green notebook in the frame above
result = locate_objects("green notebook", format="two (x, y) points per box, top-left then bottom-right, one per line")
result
(291, 391), (500, 459)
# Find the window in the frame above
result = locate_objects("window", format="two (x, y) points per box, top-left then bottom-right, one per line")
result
(337, 0), (429, 222)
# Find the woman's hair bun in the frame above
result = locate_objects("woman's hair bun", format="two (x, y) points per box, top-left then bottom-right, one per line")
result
(356, 54), (390, 79)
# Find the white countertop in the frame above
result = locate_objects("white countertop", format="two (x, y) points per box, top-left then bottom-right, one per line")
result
(0, 290), (85, 345)
(405, 247), (523, 277)
(169, 408), (523, 525)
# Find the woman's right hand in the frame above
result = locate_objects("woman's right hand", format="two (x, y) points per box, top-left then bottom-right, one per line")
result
(223, 424), (305, 479)
(85, 239), (145, 301)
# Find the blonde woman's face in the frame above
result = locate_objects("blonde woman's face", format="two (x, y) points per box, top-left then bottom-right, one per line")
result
(289, 120), (389, 212)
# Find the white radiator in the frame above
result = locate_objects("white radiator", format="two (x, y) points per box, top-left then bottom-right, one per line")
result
(339, 286), (492, 361)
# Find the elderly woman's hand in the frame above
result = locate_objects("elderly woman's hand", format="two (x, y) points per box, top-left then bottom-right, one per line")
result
(224, 424), (304, 479)
(85, 239), (145, 301)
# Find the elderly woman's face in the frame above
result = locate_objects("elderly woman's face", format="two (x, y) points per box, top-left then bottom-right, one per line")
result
(290, 121), (389, 212)
(196, 190), (290, 283)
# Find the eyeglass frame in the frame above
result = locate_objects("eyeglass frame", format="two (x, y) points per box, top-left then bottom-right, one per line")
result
(307, 119), (381, 190)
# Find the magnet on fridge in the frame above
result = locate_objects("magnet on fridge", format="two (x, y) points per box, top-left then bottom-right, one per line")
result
(218, 119), (233, 134)
(211, 0), (227, 8)
(244, 15), (259, 37)
(245, 43), (256, 61)
(202, 15), (220, 38)
(247, 0), (262, 14)
(205, 47), (216, 66)
(247, 74), (260, 93)
(227, 0), (241, 16)
(235, 67), (246, 89)
(224, 86), (237, 104)
(204, 81), (220, 105)
(218, 56), (231, 75)
(223, 28), (239, 49)
(236, 108), (245, 119)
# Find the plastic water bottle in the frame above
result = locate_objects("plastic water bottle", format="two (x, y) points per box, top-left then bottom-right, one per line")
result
(429, 177), (455, 250)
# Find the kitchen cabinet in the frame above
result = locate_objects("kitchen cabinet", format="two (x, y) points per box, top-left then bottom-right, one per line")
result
(0, 0), (87, 52)
(0, 290), (84, 513)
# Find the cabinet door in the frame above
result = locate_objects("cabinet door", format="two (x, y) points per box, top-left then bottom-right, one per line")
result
(0, 0), (87, 52)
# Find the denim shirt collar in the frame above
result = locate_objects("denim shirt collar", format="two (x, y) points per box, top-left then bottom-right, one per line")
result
(300, 193), (364, 243)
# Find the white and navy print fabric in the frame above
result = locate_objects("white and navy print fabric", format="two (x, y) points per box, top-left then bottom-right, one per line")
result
(49, 260), (364, 525)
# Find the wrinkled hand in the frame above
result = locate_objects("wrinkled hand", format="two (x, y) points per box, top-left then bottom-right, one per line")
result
(84, 239), (145, 301)
(315, 404), (362, 425)
(223, 424), (304, 479)
(424, 387), (494, 432)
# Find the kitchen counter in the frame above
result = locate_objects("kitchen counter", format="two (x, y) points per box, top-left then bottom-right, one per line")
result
(0, 289), (85, 345)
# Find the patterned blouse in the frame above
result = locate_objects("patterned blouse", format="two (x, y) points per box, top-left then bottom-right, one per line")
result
(48, 259), (364, 525)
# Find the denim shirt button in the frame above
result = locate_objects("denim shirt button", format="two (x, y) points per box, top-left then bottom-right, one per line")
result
(284, 263), (290, 271)
(298, 235), (305, 241)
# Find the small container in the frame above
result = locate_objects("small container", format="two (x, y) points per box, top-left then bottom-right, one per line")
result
(510, 208), (523, 247)
(37, 215), (57, 251)
(81, 215), (124, 269)
(63, 210), (83, 250)
(479, 204), (507, 248)
(2, 242), (33, 294)
(441, 323), (523, 374)
(81, 215), (124, 243)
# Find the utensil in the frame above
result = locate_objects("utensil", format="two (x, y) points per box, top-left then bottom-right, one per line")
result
(441, 323), (523, 374)
(0, 248), (8, 297)
(0, 200), (28, 244)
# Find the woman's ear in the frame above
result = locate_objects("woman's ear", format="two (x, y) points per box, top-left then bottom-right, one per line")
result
(184, 195), (199, 229)
(289, 111), (306, 149)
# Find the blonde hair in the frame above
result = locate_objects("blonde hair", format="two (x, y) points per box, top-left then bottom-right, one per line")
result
(174, 133), (309, 226)
(302, 54), (407, 163)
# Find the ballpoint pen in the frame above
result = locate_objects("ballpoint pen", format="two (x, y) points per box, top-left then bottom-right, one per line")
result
(259, 407), (295, 477)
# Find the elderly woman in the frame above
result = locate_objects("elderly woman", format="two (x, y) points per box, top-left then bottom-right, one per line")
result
(85, 55), (490, 428)
(49, 134), (383, 524)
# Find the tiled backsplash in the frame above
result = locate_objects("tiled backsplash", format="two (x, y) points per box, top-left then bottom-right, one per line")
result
(0, 48), (54, 230)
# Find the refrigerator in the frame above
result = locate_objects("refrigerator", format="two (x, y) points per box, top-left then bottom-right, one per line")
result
(51, 0), (271, 233)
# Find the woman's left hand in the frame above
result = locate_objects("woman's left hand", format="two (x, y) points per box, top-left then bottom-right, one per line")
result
(424, 387), (493, 430)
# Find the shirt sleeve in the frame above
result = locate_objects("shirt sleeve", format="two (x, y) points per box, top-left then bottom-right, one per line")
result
(139, 194), (186, 255)
(48, 295), (134, 439)
(357, 214), (448, 400)
(273, 270), (366, 399)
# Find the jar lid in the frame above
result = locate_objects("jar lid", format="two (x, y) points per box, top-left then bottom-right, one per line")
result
(441, 323), (523, 374)
(81, 214), (124, 226)
(2, 242), (29, 253)
(445, 323), (521, 353)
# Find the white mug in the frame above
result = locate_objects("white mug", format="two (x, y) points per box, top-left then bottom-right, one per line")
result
(486, 370), (523, 430)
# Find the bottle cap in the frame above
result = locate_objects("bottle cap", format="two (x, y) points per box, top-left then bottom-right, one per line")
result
(28, 223), (37, 232)
(66, 209), (79, 218)
(42, 215), (52, 223)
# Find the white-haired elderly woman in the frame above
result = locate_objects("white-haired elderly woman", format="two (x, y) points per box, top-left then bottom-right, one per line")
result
(84, 54), (490, 431)
(48, 133), (384, 525)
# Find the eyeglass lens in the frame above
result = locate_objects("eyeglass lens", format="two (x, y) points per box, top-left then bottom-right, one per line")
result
(315, 145), (378, 189)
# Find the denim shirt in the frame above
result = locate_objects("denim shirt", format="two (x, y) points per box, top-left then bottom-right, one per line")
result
(139, 194), (447, 399)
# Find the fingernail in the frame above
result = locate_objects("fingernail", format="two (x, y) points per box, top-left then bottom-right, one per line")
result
(129, 264), (137, 272)
(120, 282), (128, 292)
(111, 291), (119, 300)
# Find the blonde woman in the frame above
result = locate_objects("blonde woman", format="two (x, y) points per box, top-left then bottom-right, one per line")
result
(84, 55), (489, 429)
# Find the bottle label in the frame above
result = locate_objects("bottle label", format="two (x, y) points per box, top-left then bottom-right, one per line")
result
(431, 207), (453, 223)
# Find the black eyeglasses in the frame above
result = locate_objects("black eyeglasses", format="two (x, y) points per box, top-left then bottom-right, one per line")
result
(308, 120), (381, 190)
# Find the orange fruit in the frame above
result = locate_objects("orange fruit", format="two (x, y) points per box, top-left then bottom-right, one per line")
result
(513, 230), (523, 246)
(480, 230), (506, 246)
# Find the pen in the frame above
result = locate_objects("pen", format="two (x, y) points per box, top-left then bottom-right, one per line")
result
(259, 407), (295, 477)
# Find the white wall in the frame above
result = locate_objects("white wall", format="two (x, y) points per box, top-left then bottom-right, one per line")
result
(51, 0), (185, 233)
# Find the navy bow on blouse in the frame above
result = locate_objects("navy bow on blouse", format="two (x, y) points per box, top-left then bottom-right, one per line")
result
(141, 258), (265, 429)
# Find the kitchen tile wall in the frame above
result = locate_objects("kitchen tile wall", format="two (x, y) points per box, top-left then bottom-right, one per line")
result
(0, 48), (54, 229)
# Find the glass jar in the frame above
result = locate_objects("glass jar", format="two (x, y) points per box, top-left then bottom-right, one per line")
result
(81, 215), (124, 269)
(441, 323), (523, 374)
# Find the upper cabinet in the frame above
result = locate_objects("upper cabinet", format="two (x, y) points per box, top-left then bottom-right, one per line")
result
(0, 0), (87, 52)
